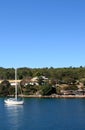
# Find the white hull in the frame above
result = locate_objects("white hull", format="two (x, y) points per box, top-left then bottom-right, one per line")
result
(4, 98), (24, 105)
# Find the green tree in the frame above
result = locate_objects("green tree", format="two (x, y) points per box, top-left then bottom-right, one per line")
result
(41, 85), (56, 96)
(0, 80), (10, 96)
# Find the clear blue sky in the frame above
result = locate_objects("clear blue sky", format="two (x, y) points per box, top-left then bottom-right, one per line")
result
(0, 0), (85, 68)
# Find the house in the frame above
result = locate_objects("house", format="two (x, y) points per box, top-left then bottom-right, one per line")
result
(9, 80), (21, 86)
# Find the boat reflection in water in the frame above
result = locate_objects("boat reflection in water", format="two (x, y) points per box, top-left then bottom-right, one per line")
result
(4, 102), (24, 129)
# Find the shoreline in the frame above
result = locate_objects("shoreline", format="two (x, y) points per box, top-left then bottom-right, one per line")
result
(22, 94), (85, 98)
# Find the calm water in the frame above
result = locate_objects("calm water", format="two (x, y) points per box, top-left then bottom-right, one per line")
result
(0, 98), (85, 130)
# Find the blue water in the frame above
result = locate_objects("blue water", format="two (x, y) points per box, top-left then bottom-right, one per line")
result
(0, 98), (85, 130)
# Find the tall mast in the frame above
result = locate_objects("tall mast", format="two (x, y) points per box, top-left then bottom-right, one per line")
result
(15, 68), (17, 99)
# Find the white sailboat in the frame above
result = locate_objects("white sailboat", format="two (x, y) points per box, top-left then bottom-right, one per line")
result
(4, 69), (24, 105)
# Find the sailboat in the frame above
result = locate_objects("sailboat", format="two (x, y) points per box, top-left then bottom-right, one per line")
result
(4, 69), (24, 105)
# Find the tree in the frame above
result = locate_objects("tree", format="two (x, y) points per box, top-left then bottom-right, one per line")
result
(0, 80), (10, 96)
(41, 85), (56, 96)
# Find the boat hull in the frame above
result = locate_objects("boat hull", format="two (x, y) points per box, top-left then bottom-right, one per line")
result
(4, 98), (24, 105)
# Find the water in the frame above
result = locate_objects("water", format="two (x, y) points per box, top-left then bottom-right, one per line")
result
(0, 98), (85, 130)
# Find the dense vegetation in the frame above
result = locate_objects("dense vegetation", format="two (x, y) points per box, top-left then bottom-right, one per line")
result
(0, 66), (85, 96)
(0, 66), (85, 80)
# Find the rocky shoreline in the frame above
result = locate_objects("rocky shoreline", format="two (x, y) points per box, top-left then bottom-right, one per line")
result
(22, 94), (85, 98)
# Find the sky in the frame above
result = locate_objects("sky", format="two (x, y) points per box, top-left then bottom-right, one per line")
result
(0, 0), (85, 68)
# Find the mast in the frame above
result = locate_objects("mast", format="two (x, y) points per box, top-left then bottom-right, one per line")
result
(15, 68), (17, 99)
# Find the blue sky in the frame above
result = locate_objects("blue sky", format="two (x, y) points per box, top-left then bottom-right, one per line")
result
(0, 0), (85, 68)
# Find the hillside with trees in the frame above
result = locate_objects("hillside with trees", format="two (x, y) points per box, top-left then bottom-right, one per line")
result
(0, 66), (85, 97)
